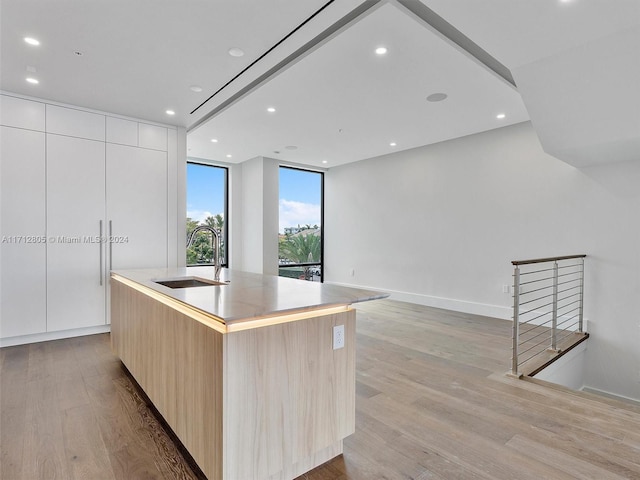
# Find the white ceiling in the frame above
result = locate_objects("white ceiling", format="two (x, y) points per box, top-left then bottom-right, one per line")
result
(422, 0), (640, 69)
(1, 0), (637, 168)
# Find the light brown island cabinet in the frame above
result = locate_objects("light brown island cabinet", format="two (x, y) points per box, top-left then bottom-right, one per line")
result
(110, 266), (387, 480)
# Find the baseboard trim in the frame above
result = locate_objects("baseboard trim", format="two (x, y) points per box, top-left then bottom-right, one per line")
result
(581, 386), (640, 407)
(327, 281), (512, 320)
(0, 324), (111, 347)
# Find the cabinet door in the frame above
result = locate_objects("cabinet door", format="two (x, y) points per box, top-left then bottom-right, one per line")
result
(47, 134), (106, 332)
(0, 126), (46, 338)
(106, 143), (167, 270)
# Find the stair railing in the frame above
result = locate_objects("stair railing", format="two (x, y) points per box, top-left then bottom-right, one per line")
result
(511, 254), (586, 376)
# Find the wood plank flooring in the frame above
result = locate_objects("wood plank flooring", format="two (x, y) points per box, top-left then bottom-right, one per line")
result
(2, 299), (640, 479)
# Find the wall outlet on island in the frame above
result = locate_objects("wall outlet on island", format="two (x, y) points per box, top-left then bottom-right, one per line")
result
(333, 325), (345, 350)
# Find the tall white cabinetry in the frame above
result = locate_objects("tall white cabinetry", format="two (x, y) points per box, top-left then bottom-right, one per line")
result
(0, 116), (47, 338)
(46, 134), (106, 332)
(0, 94), (178, 344)
(107, 143), (167, 270)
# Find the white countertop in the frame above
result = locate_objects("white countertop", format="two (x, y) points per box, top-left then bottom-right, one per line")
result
(111, 266), (387, 325)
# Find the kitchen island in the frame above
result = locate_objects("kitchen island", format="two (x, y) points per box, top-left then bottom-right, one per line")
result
(110, 266), (387, 480)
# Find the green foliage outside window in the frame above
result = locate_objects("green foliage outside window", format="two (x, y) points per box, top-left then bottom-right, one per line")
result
(187, 214), (225, 265)
(278, 231), (320, 280)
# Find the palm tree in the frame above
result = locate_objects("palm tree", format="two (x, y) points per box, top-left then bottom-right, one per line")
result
(279, 233), (321, 280)
(186, 216), (225, 265)
(186, 218), (202, 264)
(205, 214), (224, 232)
(204, 214), (225, 263)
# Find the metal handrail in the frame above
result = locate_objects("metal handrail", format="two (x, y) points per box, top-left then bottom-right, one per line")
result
(511, 254), (586, 376)
(278, 261), (321, 268)
(512, 254), (586, 266)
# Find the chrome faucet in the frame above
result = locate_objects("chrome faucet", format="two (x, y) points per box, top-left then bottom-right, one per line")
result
(187, 225), (222, 281)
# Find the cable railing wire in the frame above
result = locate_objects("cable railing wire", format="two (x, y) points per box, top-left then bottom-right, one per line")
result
(511, 255), (586, 376)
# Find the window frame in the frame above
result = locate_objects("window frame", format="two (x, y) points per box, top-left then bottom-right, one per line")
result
(278, 165), (324, 283)
(186, 161), (229, 268)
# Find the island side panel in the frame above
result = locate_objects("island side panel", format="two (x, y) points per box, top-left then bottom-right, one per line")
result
(223, 309), (356, 480)
(110, 279), (223, 480)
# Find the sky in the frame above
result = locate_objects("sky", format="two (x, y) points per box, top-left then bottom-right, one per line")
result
(278, 167), (322, 233)
(186, 163), (322, 233)
(186, 163), (225, 224)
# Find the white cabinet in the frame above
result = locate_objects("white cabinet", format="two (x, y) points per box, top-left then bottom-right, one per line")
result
(106, 143), (168, 270)
(0, 95), (45, 131)
(0, 126), (47, 337)
(139, 123), (167, 151)
(0, 94), (177, 343)
(46, 134), (106, 332)
(46, 104), (105, 141)
(106, 117), (137, 146)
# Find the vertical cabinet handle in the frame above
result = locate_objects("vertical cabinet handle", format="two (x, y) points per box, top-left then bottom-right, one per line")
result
(109, 220), (113, 271)
(99, 220), (103, 285)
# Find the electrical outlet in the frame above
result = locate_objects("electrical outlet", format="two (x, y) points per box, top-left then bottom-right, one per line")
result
(502, 285), (510, 294)
(333, 325), (344, 350)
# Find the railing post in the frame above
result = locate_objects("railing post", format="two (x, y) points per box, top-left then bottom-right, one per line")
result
(551, 261), (559, 351)
(512, 266), (520, 375)
(578, 257), (585, 333)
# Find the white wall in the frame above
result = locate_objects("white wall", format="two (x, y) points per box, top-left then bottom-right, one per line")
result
(534, 342), (586, 391)
(325, 121), (640, 402)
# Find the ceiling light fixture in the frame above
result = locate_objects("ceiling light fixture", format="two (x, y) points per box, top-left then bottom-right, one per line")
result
(190, 85), (203, 92)
(267, 107), (276, 113)
(226, 154), (232, 158)
(389, 142), (397, 147)
(26, 77), (39, 84)
(375, 47), (388, 55)
(427, 93), (448, 102)
(166, 109), (175, 115)
(228, 47), (245, 57)
(211, 138), (218, 143)
(24, 37), (40, 46)
(322, 160), (328, 164)
(496, 113), (506, 119)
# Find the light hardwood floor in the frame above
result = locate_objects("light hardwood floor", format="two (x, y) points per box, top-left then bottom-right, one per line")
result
(2, 299), (640, 479)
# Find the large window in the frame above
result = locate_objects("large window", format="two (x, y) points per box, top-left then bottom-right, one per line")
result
(278, 166), (323, 282)
(186, 162), (228, 266)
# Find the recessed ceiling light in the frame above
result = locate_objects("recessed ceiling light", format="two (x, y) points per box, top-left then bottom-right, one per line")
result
(322, 160), (328, 164)
(211, 138), (218, 143)
(26, 77), (39, 84)
(166, 109), (175, 115)
(375, 47), (388, 55)
(267, 107), (276, 113)
(24, 37), (40, 46)
(496, 113), (506, 119)
(389, 142), (397, 147)
(226, 154), (232, 158)
(190, 85), (203, 92)
(228, 47), (245, 57)
(427, 93), (448, 102)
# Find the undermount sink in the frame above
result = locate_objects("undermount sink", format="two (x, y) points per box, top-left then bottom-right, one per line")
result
(154, 276), (228, 289)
